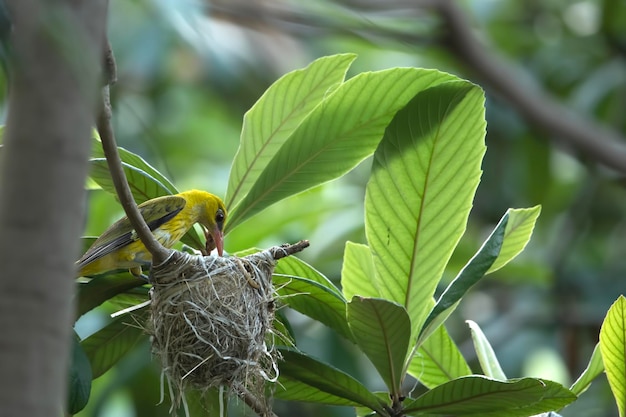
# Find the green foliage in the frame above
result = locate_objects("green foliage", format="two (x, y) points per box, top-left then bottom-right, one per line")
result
(467, 320), (507, 381)
(67, 335), (92, 414)
(600, 295), (626, 417)
(570, 343), (603, 396)
(74, 53), (625, 417)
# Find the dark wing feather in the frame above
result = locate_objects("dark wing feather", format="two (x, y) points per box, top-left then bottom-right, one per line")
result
(77, 195), (186, 267)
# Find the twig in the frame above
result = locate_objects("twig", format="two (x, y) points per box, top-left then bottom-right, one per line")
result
(238, 386), (279, 417)
(269, 240), (310, 260)
(96, 45), (169, 264)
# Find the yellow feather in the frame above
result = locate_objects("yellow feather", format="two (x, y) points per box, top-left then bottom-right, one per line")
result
(77, 190), (226, 276)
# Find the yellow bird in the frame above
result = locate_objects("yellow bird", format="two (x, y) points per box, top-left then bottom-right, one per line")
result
(77, 190), (226, 277)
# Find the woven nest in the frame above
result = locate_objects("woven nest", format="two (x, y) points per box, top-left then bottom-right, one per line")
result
(147, 241), (308, 416)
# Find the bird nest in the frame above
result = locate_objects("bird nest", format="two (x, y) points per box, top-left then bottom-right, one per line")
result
(147, 241), (308, 416)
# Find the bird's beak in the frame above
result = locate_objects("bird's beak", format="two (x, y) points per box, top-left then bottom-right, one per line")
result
(205, 225), (224, 256)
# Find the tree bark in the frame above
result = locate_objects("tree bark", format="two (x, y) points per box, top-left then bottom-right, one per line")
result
(0, 1), (106, 416)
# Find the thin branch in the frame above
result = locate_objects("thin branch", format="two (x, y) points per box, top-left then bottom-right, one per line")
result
(269, 240), (310, 260)
(238, 386), (279, 417)
(96, 45), (169, 264)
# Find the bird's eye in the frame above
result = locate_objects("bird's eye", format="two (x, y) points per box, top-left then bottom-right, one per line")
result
(215, 208), (225, 229)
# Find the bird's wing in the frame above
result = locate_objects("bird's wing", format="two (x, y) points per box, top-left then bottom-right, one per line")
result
(77, 195), (186, 267)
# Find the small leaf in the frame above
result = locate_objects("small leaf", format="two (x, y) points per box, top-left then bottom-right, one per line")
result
(467, 320), (507, 381)
(347, 297), (411, 397)
(418, 212), (507, 343)
(88, 159), (204, 251)
(67, 335), (92, 414)
(273, 275), (353, 342)
(487, 206), (541, 274)
(277, 347), (387, 414)
(570, 342), (603, 396)
(403, 376), (576, 416)
(274, 253), (342, 298)
(226, 68), (458, 232)
(81, 312), (147, 378)
(408, 325), (471, 388)
(341, 241), (378, 300)
(365, 80), (486, 337)
(89, 159), (171, 204)
(91, 134), (178, 195)
(226, 53), (357, 210)
(600, 295), (626, 417)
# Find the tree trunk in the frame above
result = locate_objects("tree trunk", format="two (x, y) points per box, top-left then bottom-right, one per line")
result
(0, 1), (106, 416)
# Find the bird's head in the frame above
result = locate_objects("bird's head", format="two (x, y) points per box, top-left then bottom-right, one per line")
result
(187, 190), (227, 256)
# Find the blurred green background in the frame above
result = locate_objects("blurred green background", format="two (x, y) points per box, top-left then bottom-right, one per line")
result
(72, 0), (626, 416)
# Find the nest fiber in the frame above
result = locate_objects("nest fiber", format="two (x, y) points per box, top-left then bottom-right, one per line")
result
(148, 249), (278, 410)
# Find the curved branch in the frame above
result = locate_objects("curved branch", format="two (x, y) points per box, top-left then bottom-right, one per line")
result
(96, 45), (169, 264)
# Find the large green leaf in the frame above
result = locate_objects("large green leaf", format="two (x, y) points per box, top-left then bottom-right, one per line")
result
(76, 274), (146, 318)
(226, 68), (458, 232)
(277, 347), (387, 414)
(408, 325), (472, 388)
(570, 342), (603, 396)
(274, 377), (362, 407)
(226, 53), (357, 210)
(600, 295), (626, 417)
(341, 241), (378, 300)
(466, 380), (576, 417)
(80, 312), (147, 378)
(365, 80), (485, 334)
(273, 275), (353, 342)
(402, 376), (575, 416)
(467, 320), (507, 381)
(347, 297), (411, 397)
(486, 206), (541, 274)
(417, 211), (507, 344)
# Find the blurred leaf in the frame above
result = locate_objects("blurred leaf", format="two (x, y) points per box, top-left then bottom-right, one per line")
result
(418, 212), (507, 344)
(277, 347), (387, 414)
(599, 295), (626, 417)
(226, 67), (458, 232)
(408, 325), (472, 388)
(570, 343), (603, 396)
(365, 80), (485, 335)
(81, 312), (147, 378)
(486, 206), (541, 274)
(403, 376), (575, 416)
(76, 273), (146, 318)
(67, 335), (92, 414)
(467, 320), (507, 381)
(347, 297), (411, 397)
(341, 241), (378, 300)
(226, 53), (357, 210)
(273, 274), (353, 342)
(92, 135), (179, 195)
